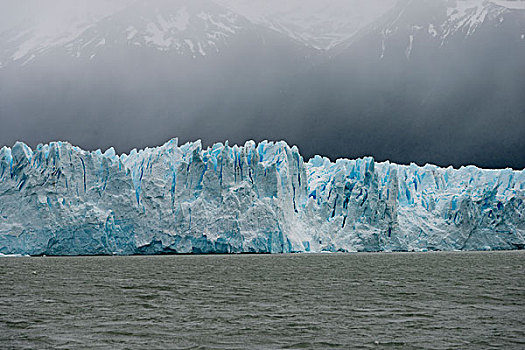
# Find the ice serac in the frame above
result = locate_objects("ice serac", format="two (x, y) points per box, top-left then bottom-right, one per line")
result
(0, 139), (523, 255)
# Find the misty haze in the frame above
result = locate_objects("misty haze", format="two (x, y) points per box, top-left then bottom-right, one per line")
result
(1, 0), (524, 168)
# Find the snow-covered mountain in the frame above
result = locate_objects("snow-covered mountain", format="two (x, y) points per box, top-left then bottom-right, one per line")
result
(1, 0), (524, 65)
(0, 0), (275, 66)
(0, 0), (399, 65)
(370, 0), (525, 60)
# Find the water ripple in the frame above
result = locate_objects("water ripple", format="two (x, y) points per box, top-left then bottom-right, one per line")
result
(0, 251), (524, 349)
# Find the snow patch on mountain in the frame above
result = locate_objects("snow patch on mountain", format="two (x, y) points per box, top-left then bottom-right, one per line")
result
(8, 22), (92, 62)
(375, 0), (523, 60)
(443, 0), (508, 39)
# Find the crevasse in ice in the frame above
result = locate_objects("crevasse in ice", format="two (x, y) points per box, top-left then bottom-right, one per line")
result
(0, 139), (523, 255)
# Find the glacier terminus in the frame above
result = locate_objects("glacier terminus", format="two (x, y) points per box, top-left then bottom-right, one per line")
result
(0, 139), (524, 256)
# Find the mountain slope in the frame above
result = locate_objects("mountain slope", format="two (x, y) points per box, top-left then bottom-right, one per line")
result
(270, 0), (525, 169)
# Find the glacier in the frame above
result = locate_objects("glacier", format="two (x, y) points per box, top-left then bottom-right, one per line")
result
(0, 139), (523, 255)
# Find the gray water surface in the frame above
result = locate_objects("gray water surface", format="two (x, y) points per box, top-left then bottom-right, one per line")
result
(1, 252), (524, 349)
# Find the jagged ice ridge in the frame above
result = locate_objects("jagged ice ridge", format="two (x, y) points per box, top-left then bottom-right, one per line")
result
(0, 139), (524, 255)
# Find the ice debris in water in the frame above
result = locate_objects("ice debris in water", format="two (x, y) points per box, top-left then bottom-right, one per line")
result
(0, 139), (524, 255)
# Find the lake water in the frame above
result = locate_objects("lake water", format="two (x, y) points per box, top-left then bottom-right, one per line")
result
(1, 251), (524, 349)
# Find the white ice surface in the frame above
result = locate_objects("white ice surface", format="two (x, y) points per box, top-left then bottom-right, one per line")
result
(0, 139), (523, 255)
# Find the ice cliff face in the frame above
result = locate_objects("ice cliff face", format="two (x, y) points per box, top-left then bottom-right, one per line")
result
(0, 139), (523, 255)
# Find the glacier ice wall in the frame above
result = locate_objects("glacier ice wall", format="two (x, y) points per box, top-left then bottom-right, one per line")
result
(0, 139), (523, 255)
